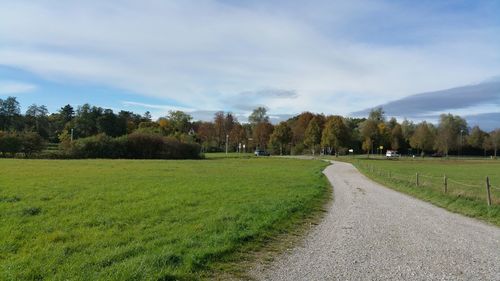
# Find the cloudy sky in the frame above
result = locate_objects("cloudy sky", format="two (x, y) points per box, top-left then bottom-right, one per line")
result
(0, 0), (499, 128)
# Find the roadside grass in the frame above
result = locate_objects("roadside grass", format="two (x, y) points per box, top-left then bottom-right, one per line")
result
(343, 157), (500, 226)
(0, 157), (329, 280)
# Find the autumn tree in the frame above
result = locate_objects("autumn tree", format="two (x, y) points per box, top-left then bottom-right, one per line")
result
(157, 117), (172, 135)
(401, 119), (416, 143)
(290, 112), (314, 146)
(484, 129), (500, 158)
(321, 115), (349, 156)
(167, 110), (193, 135)
(359, 119), (378, 156)
(229, 123), (247, 152)
(434, 114), (467, 156)
(269, 122), (293, 155)
(213, 111), (225, 148)
(359, 108), (387, 156)
(467, 126), (487, 153)
(248, 107), (269, 124)
(196, 122), (216, 151)
(253, 122), (274, 149)
(304, 117), (321, 155)
(390, 124), (404, 151)
(410, 121), (436, 156)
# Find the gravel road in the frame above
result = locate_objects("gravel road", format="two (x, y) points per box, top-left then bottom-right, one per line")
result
(252, 161), (500, 280)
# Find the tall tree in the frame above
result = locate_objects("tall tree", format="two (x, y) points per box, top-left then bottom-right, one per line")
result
(359, 108), (387, 155)
(229, 123), (247, 152)
(390, 124), (404, 151)
(467, 126), (487, 151)
(369, 107), (385, 122)
(97, 109), (126, 137)
(484, 129), (500, 158)
(197, 122), (216, 151)
(213, 111), (225, 149)
(291, 112), (314, 146)
(304, 117), (321, 155)
(71, 104), (100, 138)
(143, 111), (152, 122)
(401, 119), (416, 142)
(253, 122), (273, 149)
(269, 122), (293, 155)
(224, 112), (236, 134)
(248, 107), (269, 124)
(434, 114), (467, 156)
(410, 121), (436, 155)
(0, 97), (21, 130)
(25, 104), (49, 138)
(59, 104), (75, 123)
(359, 119), (378, 156)
(321, 116), (349, 156)
(167, 110), (192, 135)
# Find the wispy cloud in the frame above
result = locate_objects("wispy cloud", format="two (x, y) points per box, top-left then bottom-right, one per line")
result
(0, 80), (37, 95)
(0, 0), (499, 122)
(352, 80), (500, 117)
(122, 101), (194, 113)
(352, 79), (500, 130)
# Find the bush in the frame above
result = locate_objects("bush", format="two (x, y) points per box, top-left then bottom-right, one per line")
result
(0, 131), (22, 157)
(163, 137), (203, 159)
(69, 132), (202, 159)
(123, 132), (166, 159)
(71, 134), (125, 158)
(20, 132), (46, 157)
(291, 143), (305, 155)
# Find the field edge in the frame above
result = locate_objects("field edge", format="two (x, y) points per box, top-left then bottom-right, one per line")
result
(208, 159), (333, 280)
(348, 160), (500, 227)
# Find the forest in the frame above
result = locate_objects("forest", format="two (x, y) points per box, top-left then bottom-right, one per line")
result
(0, 96), (498, 158)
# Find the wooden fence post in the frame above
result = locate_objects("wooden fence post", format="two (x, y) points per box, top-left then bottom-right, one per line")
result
(416, 173), (419, 187)
(443, 175), (447, 194)
(486, 176), (492, 206)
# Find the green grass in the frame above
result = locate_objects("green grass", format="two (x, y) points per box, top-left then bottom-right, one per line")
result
(348, 157), (500, 226)
(0, 157), (329, 280)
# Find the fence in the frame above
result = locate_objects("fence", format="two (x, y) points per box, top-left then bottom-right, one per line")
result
(356, 162), (500, 206)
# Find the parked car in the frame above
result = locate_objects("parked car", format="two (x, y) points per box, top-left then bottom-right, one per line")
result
(386, 150), (400, 158)
(431, 152), (443, 157)
(254, 150), (270, 156)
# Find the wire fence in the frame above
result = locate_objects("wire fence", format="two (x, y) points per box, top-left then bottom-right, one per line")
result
(356, 162), (499, 206)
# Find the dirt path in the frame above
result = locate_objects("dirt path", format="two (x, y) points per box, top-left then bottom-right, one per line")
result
(251, 161), (500, 280)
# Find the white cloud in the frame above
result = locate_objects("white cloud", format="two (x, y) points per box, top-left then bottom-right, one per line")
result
(0, 80), (37, 95)
(0, 0), (499, 117)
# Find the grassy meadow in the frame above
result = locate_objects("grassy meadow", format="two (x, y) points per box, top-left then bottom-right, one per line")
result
(0, 156), (329, 280)
(350, 157), (500, 225)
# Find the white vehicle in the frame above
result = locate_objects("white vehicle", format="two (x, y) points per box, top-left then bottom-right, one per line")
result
(386, 150), (400, 158)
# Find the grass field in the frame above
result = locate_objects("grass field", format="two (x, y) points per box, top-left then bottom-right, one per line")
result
(349, 157), (500, 226)
(0, 156), (329, 280)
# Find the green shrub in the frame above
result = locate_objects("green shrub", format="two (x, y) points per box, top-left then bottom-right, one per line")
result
(69, 132), (202, 159)
(71, 134), (125, 158)
(20, 132), (46, 157)
(0, 131), (22, 157)
(123, 132), (166, 159)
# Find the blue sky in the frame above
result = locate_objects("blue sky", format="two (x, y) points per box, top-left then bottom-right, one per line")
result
(0, 0), (499, 128)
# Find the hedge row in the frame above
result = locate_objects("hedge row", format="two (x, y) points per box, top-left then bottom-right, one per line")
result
(0, 131), (45, 157)
(69, 132), (203, 159)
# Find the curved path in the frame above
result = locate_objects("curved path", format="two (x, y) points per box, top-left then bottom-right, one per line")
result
(252, 161), (500, 280)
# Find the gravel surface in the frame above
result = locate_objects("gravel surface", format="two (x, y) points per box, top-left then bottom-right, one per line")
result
(252, 161), (500, 280)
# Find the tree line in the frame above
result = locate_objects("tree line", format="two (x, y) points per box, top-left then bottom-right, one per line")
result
(0, 96), (499, 158)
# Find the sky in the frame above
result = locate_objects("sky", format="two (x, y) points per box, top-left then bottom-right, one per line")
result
(0, 0), (499, 129)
